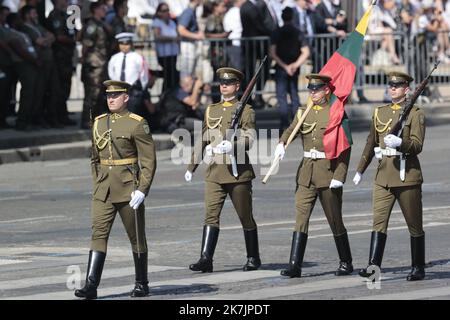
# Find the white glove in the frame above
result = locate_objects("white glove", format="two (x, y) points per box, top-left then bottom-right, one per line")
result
(353, 172), (362, 185)
(274, 143), (286, 160)
(214, 140), (233, 154)
(374, 147), (382, 160)
(384, 134), (402, 148)
(329, 179), (343, 189)
(203, 144), (213, 164)
(129, 190), (145, 210)
(184, 170), (192, 182)
(205, 144), (213, 157)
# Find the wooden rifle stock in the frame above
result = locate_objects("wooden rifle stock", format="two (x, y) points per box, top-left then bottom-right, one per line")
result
(230, 55), (268, 130)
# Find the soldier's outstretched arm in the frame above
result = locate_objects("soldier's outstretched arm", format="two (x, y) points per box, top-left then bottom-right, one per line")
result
(356, 112), (377, 175)
(333, 147), (351, 184)
(134, 120), (157, 195)
(90, 121), (100, 181)
(279, 110), (301, 146)
(187, 114), (208, 174)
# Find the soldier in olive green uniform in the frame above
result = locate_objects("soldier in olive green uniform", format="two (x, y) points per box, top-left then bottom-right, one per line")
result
(46, 0), (77, 126)
(20, 5), (61, 128)
(3, 13), (39, 131)
(354, 72), (426, 281)
(185, 67), (261, 273)
(75, 80), (156, 299)
(274, 74), (353, 278)
(80, 1), (112, 129)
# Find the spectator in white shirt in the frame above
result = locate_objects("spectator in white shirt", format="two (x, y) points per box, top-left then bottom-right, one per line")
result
(108, 32), (150, 115)
(166, 0), (189, 18)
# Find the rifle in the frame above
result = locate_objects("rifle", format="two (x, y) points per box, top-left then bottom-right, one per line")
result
(228, 55), (268, 177)
(388, 60), (439, 182)
(389, 60), (440, 136)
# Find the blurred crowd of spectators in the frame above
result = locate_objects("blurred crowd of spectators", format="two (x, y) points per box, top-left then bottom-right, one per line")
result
(364, 0), (450, 65)
(0, 0), (449, 133)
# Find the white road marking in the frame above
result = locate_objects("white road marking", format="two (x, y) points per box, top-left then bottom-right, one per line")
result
(308, 222), (450, 239)
(5, 270), (280, 300)
(0, 216), (66, 224)
(220, 206), (450, 231)
(145, 202), (205, 211)
(0, 259), (31, 266)
(185, 276), (375, 300)
(353, 286), (450, 300)
(0, 196), (29, 202)
(0, 265), (183, 291)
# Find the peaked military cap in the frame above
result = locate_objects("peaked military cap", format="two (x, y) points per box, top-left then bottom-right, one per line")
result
(306, 73), (332, 90)
(387, 71), (414, 85)
(103, 80), (131, 93)
(115, 32), (135, 43)
(216, 67), (244, 84)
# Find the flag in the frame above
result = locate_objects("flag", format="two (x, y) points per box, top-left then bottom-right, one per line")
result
(320, 1), (376, 159)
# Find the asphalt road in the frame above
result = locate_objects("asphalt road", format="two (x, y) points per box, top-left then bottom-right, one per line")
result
(0, 124), (449, 301)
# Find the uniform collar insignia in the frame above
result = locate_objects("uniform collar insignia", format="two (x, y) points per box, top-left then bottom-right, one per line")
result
(222, 101), (234, 107)
(391, 104), (402, 110)
(312, 105), (323, 111)
(110, 110), (129, 120)
(110, 113), (122, 120)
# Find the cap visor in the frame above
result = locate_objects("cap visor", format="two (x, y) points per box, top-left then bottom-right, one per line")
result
(307, 83), (326, 90)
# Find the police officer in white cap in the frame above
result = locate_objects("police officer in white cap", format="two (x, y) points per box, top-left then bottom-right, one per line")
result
(108, 32), (150, 116)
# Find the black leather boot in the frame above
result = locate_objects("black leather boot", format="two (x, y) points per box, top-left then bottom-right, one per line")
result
(189, 225), (219, 273)
(280, 232), (307, 278)
(334, 233), (354, 276)
(74, 251), (106, 299)
(243, 228), (261, 271)
(407, 234), (425, 281)
(359, 231), (387, 277)
(131, 252), (150, 297)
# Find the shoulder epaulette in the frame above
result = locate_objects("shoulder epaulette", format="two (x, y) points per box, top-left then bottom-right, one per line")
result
(209, 102), (222, 108)
(129, 113), (143, 122)
(94, 113), (107, 121)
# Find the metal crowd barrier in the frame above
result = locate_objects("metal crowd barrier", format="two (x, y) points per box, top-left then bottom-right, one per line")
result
(69, 31), (450, 102)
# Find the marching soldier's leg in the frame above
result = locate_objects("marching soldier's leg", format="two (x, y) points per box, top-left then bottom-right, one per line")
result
(75, 198), (116, 299)
(189, 182), (225, 273)
(359, 184), (395, 277)
(396, 186), (425, 281)
(228, 182), (261, 271)
(117, 202), (149, 296)
(281, 184), (317, 278)
(318, 187), (353, 275)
